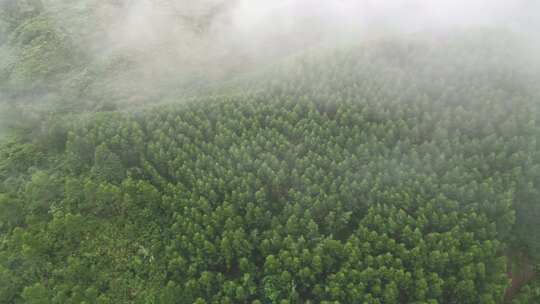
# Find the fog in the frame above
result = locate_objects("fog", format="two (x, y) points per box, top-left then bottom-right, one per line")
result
(101, 0), (537, 58)
(1, 0), (539, 109)
(66, 0), (534, 98)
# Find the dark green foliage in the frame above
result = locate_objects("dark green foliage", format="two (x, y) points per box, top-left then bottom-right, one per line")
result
(0, 32), (540, 303)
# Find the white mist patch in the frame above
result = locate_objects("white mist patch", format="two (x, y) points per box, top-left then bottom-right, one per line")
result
(229, 0), (526, 37)
(230, 1), (366, 48)
(100, 0), (534, 57)
(56, 0), (537, 103)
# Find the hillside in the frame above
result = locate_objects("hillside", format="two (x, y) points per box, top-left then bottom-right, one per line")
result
(1, 30), (540, 303)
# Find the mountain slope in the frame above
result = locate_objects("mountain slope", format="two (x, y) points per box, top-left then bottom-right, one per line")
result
(1, 32), (540, 303)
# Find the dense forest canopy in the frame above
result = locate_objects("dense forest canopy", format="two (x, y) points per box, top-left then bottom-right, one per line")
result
(1, 0), (540, 303)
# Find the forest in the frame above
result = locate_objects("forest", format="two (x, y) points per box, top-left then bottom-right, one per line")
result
(1, 0), (540, 303)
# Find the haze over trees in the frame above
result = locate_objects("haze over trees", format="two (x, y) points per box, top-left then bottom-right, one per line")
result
(1, 0), (540, 303)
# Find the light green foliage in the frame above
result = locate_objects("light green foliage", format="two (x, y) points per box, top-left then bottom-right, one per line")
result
(21, 283), (50, 304)
(0, 1), (66, 89)
(6, 16), (75, 91)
